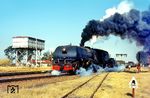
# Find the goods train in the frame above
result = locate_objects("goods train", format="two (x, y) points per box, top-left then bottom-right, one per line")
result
(52, 45), (116, 74)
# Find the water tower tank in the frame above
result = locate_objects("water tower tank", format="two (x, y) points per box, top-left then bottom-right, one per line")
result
(12, 36), (45, 50)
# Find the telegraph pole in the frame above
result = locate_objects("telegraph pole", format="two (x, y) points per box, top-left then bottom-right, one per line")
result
(15, 50), (18, 66)
(36, 38), (37, 66)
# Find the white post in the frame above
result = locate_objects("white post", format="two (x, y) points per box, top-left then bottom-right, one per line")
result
(40, 51), (41, 66)
(36, 39), (37, 66)
(26, 50), (28, 65)
(16, 50), (18, 66)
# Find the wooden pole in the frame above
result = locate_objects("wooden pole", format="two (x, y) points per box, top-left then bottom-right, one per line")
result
(132, 88), (135, 98)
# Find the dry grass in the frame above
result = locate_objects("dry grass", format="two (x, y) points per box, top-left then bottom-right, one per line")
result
(68, 73), (108, 98)
(0, 66), (51, 73)
(94, 72), (150, 98)
(0, 71), (150, 98)
(0, 58), (11, 66)
(0, 74), (94, 98)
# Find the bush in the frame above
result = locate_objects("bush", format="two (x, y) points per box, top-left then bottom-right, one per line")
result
(0, 58), (12, 66)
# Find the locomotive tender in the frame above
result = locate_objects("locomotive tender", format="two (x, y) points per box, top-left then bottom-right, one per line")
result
(52, 45), (116, 74)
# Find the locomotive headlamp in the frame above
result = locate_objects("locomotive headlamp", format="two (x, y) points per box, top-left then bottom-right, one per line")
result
(62, 47), (67, 54)
(62, 48), (66, 51)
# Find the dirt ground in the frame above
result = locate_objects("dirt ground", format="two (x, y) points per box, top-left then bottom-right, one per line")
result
(0, 69), (150, 98)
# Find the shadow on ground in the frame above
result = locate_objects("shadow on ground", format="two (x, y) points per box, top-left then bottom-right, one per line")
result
(126, 92), (133, 97)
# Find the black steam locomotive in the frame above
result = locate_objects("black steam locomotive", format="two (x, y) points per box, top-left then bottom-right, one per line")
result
(52, 45), (116, 74)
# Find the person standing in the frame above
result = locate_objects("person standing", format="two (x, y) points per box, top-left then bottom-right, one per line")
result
(137, 63), (141, 73)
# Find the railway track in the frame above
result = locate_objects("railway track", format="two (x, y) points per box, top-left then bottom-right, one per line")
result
(90, 73), (109, 98)
(61, 73), (109, 98)
(0, 73), (69, 83)
(0, 73), (79, 93)
(0, 70), (51, 77)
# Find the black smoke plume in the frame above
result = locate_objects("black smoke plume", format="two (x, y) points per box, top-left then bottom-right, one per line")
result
(136, 51), (149, 65)
(80, 8), (150, 64)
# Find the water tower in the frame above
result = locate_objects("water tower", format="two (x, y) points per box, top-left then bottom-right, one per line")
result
(12, 36), (45, 66)
(116, 54), (127, 65)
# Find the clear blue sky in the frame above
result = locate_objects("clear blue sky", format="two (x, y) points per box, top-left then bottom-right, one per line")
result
(0, 0), (150, 62)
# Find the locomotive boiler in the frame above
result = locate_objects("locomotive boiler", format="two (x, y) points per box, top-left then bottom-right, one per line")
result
(52, 45), (116, 74)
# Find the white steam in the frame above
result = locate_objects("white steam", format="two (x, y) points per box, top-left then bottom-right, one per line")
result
(104, 65), (125, 72)
(90, 35), (108, 46)
(76, 67), (93, 76)
(90, 35), (98, 45)
(51, 70), (61, 75)
(100, 0), (133, 21)
(76, 64), (103, 76)
(76, 64), (125, 76)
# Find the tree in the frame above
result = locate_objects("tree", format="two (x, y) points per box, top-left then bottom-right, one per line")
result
(4, 46), (15, 61)
(42, 51), (52, 60)
(4, 46), (26, 62)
